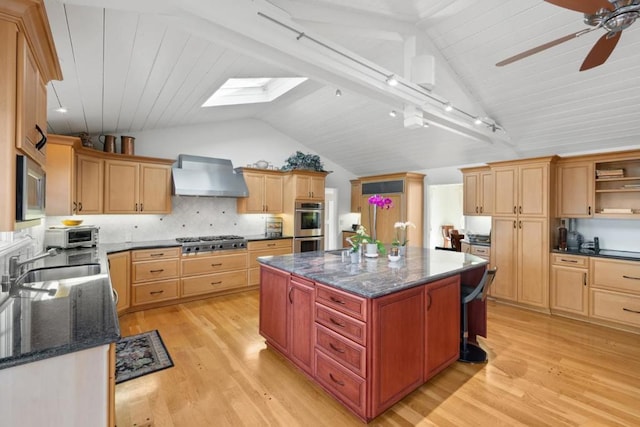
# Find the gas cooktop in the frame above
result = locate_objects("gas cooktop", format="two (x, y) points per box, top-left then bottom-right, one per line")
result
(176, 235), (247, 254)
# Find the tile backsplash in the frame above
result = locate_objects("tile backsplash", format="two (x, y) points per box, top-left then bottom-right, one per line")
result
(47, 196), (270, 243)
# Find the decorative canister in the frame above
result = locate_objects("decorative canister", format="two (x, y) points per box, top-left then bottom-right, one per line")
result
(121, 136), (135, 155)
(101, 135), (116, 153)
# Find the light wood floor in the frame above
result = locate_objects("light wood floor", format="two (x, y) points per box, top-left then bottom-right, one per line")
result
(116, 291), (640, 426)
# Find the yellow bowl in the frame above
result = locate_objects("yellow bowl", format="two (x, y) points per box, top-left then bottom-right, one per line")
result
(61, 219), (83, 227)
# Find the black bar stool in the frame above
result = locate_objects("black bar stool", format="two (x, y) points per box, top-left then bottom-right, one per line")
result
(459, 267), (498, 363)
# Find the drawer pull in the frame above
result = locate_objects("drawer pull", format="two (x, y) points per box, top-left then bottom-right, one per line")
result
(329, 318), (345, 328)
(560, 259), (578, 263)
(210, 281), (222, 285)
(329, 343), (345, 354)
(329, 296), (346, 305)
(267, 243), (276, 247)
(150, 253), (165, 257)
(211, 263), (223, 267)
(623, 308), (640, 314)
(623, 275), (640, 281)
(149, 269), (164, 273)
(329, 373), (345, 386)
(150, 290), (164, 295)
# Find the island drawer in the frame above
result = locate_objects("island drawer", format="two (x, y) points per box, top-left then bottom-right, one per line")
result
(131, 247), (180, 261)
(316, 283), (367, 321)
(315, 324), (366, 377)
(182, 270), (247, 296)
(182, 252), (247, 277)
(590, 289), (640, 327)
(315, 350), (366, 418)
(133, 279), (179, 305)
(132, 259), (180, 283)
(316, 304), (366, 346)
(591, 258), (640, 294)
(552, 254), (589, 268)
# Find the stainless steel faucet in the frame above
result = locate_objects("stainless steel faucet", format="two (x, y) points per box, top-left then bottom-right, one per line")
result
(1, 248), (58, 292)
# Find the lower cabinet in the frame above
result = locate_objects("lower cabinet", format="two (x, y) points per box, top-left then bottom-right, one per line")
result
(107, 251), (130, 314)
(550, 254), (589, 317)
(131, 248), (181, 307)
(259, 266), (314, 376)
(590, 257), (640, 330)
(247, 239), (292, 286)
(259, 265), (462, 421)
(181, 251), (248, 296)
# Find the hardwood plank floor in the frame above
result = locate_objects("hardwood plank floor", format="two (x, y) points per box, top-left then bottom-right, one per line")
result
(116, 291), (640, 426)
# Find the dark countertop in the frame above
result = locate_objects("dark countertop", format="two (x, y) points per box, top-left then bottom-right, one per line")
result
(0, 247), (119, 370)
(258, 247), (488, 298)
(460, 239), (491, 247)
(245, 235), (293, 242)
(552, 248), (640, 262)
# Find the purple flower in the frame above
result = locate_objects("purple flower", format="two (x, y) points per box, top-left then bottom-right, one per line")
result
(368, 194), (393, 209)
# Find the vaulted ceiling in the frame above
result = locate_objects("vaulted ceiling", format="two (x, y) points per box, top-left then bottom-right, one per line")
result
(44, 0), (640, 177)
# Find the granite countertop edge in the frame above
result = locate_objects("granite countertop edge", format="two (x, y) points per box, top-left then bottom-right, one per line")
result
(551, 248), (640, 262)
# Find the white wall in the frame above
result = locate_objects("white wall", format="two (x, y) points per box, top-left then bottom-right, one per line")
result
(426, 184), (464, 248)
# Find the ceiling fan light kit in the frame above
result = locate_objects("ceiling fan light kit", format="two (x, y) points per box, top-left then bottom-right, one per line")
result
(497, 0), (640, 71)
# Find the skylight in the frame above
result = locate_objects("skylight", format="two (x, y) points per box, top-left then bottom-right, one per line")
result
(202, 77), (308, 107)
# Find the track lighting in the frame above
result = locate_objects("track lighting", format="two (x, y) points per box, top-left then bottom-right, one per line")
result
(335, 89), (342, 97)
(389, 110), (397, 117)
(474, 117), (483, 125)
(444, 103), (453, 112)
(55, 107), (68, 113)
(423, 120), (430, 128)
(386, 75), (399, 87)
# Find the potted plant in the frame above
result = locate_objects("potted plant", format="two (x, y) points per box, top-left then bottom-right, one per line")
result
(346, 225), (386, 260)
(393, 221), (415, 255)
(281, 151), (325, 171)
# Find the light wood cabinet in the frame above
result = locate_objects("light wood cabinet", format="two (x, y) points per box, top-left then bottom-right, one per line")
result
(461, 167), (493, 216)
(293, 173), (325, 200)
(350, 180), (362, 213)
(108, 251), (130, 314)
(492, 158), (553, 218)
(131, 248), (180, 306)
(45, 135), (77, 215)
(236, 169), (284, 213)
(356, 172), (425, 246)
(104, 159), (172, 214)
(247, 239), (292, 286)
(76, 154), (104, 214)
(594, 155), (640, 218)
(181, 250), (248, 296)
(556, 160), (594, 218)
(550, 253), (589, 317)
(590, 257), (640, 331)
(0, 2), (62, 231)
(342, 231), (356, 248)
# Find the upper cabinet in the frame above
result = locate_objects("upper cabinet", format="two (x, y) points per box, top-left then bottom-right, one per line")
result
(461, 167), (493, 216)
(594, 154), (640, 218)
(491, 157), (556, 218)
(46, 135), (77, 216)
(76, 153), (104, 214)
(556, 160), (594, 218)
(104, 159), (172, 214)
(350, 180), (362, 213)
(0, 0), (62, 231)
(289, 171), (326, 201)
(236, 169), (284, 214)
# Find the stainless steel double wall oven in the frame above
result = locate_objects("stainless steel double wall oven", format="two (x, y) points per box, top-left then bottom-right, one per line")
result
(293, 201), (324, 252)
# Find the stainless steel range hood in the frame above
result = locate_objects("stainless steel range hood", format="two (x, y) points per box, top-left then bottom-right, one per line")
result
(172, 155), (248, 197)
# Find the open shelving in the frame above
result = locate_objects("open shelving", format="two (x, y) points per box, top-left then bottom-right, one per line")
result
(594, 158), (640, 217)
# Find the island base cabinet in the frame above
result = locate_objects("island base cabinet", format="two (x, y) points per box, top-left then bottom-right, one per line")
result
(259, 266), (290, 355)
(315, 351), (366, 418)
(371, 286), (425, 417)
(425, 275), (460, 380)
(289, 276), (315, 375)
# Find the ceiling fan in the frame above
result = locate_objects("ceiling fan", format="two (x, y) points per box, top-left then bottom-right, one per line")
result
(496, 0), (640, 71)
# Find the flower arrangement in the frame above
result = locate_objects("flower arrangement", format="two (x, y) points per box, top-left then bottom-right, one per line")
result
(281, 151), (325, 171)
(393, 221), (416, 247)
(367, 194), (393, 241)
(346, 225), (386, 255)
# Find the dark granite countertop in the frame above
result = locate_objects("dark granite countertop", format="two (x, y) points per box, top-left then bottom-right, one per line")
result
(551, 248), (640, 262)
(245, 235), (293, 242)
(258, 247), (488, 298)
(0, 247), (119, 370)
(461, 239), (491, 247)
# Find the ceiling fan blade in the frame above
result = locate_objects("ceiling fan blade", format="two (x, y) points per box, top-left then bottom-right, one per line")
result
(580, 31), (621, 71)
(496, 28), (595, 67)
(544, 0), (613, 14)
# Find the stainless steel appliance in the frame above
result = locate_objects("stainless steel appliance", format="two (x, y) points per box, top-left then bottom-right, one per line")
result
(16, 155), (46, 222)
(294, 201), (324, 237)
(293, 201), (324, 253)
(294, 236), (324, 253)
(176, 235), (248, 255)
(45, 225), (99, 249)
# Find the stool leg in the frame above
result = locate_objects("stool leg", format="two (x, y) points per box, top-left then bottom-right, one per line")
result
(459, 301), (488, 363)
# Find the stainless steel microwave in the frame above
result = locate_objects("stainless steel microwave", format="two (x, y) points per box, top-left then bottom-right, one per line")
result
(45, 226), (99, 249)
(16, 155), (46, 222)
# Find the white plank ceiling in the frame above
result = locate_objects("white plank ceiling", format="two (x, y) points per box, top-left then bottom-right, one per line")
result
(44, 0), (640, 177)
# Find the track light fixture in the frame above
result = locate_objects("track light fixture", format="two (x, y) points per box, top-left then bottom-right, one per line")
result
(386, 75), (399, 87)
(423, 120), (430, 128)
(257, 12), (505, 135)
(55, 107), (68, 113)
(335, 89), (342, 97)
(389, 110), (397, 117)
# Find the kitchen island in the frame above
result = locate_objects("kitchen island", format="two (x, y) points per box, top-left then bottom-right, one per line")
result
(258, 248), (488, 421)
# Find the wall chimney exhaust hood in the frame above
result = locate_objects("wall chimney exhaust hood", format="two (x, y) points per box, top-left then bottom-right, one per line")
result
(172, 155), (249, 197)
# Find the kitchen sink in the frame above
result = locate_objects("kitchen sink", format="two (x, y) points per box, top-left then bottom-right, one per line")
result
(18, 263), (101, 284)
